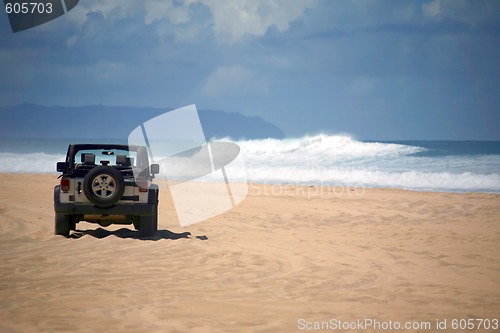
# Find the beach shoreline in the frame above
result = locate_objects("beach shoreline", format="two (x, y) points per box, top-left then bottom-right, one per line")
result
(1, 172), (499, 195)
(0, 173), (499, 332)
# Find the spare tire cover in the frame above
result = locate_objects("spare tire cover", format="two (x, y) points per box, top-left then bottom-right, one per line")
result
(83, 166), (125, 208)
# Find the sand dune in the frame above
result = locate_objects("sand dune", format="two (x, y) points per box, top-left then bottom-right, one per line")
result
(0, 174), (499, 332)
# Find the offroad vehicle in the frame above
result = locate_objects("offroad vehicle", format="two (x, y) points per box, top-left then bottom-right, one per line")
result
(54, 144), (160, 237)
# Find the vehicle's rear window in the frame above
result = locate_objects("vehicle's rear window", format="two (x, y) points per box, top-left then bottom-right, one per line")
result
(75, 149), (137, 167)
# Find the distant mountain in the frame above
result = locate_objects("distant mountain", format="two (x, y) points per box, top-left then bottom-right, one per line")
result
(0, 104), (284, 140)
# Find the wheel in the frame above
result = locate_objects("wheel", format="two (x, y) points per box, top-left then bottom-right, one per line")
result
(83, 166), (125, 208)
(69, 215), (77, 231)
(133, 220), (140, 230)
(138, 215), (157, 237)
(55, 213), (70, 236)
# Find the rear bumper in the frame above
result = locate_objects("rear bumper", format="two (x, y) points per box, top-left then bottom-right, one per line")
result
(54, 202), (157, 216)
(54, 184), (158, 216)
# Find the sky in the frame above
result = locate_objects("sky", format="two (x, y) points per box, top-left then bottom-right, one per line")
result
(0, 0), (499, 140)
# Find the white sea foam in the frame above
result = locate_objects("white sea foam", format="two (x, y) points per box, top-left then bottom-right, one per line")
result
(0, 152), (64, 174)
(1, 135), (499, 193)
(233, 135), (500, 193)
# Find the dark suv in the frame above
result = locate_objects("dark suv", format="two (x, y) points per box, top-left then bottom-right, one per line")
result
(54, 144), (160, 237)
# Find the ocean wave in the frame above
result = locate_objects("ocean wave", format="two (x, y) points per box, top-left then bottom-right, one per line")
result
(1, 135), (499, 193)
(243, 165), (500, 193)
(237, 134), (423, 160)
(233, 134), (500, 192)
(0, 152), (64, 174)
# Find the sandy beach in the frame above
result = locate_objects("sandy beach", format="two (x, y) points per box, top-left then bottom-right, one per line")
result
(0, 173), (499, 332)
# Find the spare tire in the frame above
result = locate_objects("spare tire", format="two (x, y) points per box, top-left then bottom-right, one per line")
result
(83, 166), (125, 208)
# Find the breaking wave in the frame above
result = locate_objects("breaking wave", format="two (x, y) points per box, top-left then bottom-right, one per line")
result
(236, 134), (500, 193)
(1, 134), (499, 193)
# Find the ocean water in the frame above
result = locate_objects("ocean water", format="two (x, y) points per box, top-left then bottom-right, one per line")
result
(1, 135), (499, 193)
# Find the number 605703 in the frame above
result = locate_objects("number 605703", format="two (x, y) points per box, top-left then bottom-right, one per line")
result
(5, 2), (53, 14)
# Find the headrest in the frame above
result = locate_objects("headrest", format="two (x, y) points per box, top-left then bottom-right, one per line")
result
(82, 153), (95, 164)
(116, 155), (127, 165)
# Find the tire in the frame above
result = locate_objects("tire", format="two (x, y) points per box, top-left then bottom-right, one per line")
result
(83, 166), (125, 208)
(69, 215), (77, 231)
(138, 215), (157, 237)
(133, 220), (140, 230)
(55, 213), (70, 236)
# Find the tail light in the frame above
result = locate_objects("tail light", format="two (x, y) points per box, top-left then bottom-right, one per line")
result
(137, 181), (149, 192)
(61, 178), (70, 192)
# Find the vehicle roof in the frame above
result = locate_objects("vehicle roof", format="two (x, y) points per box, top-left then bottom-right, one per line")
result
(70, 143), (144, 151)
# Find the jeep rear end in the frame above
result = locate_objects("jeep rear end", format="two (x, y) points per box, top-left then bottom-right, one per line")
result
(54, 144), (160, 237)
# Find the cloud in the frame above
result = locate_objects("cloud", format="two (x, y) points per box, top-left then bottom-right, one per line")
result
(64, 0), (139, 27)
(54, 0), (498, 46)
(423, 0), (442, 18)
(144, 0), (318, 42)
(192, 0), (316, 42)
(202, 65), (268, 97)
(421, 0), (500, 26)
(144, 0), (190, 25)
(59, 0), (316, 43)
